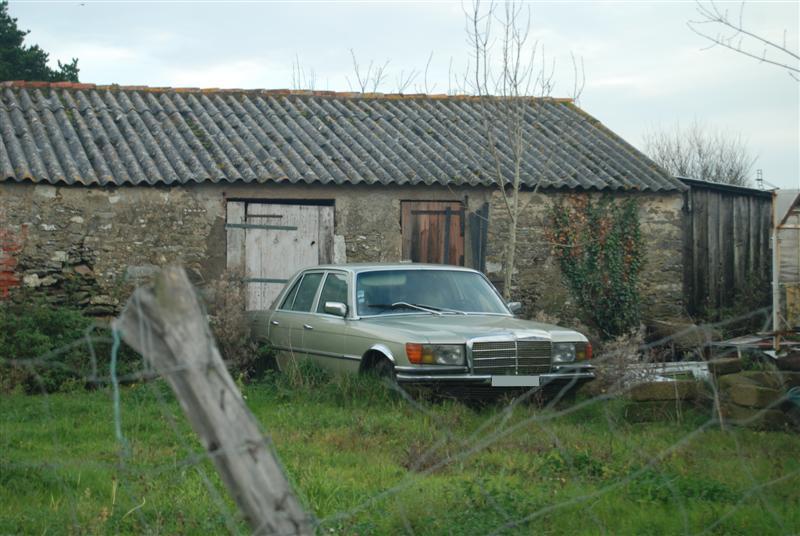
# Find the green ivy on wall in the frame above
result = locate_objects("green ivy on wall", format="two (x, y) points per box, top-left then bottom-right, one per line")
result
(548, 196), (645, 338)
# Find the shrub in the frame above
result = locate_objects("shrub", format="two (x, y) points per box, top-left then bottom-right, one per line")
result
(0, 300), (140, 393)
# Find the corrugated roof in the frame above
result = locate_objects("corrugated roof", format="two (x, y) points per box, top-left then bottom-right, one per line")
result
(0, 81), (684, 191)
(776, 189), (799, 228)
(678, 176), (773, 198)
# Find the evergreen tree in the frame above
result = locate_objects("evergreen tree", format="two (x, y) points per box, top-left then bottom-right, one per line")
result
(0, 1), (79, 82)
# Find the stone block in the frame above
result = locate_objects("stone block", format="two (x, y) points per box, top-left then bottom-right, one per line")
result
(73, 264), (93, 276)
(779, 371), (800, 389)
(84, 305), (115, 316)
(718, 371), (783, 390)
(726, 383), (783, 409)
(39, 275), (58, 286)
(736, 371), (785, 389)
(22, 273), (41, 288)
(720, 403), (789, 431)
(89, 294), (117, 306)
(627, 380), (700, 401)
(623, 400), (696, 423)
(707, 358), (743, 377)
(776, 354), (800, 372)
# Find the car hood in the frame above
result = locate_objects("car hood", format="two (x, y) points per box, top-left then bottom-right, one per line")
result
(357, 314), (586, 344)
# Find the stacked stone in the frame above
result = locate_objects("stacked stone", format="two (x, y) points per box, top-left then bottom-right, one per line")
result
(712, 356), (800, 431)
(623, 380), (708, 423)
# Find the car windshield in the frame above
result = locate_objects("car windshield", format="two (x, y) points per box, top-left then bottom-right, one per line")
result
(356, 269), (509, 316)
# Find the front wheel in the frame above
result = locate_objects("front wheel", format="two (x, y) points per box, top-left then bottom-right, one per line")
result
(370, 357), (397, 385)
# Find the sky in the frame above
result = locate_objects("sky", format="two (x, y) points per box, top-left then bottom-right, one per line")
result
(9, 0), (800, 189)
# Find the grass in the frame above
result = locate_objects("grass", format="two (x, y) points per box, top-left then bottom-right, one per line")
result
(1, 370), (799, 535)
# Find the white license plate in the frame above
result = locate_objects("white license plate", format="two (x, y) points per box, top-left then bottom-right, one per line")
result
(491, 375), (540, 387)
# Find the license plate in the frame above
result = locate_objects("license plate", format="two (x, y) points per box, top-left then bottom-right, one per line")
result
(491, 375), (540, 387)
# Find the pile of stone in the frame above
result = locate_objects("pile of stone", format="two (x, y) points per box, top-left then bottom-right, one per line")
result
(623, 379), (707, 423)
(713, 356), (800, 431)
(620, 356), (800, 431)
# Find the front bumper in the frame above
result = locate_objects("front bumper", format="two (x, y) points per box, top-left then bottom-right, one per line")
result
(395, 365), (595, 386)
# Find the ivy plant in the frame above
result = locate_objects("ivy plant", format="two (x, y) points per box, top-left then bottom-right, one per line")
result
(548, 196), (645, 338)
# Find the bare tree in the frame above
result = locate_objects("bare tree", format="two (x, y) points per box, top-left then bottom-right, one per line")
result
(688, 1), (799, 81)
(291, 54), (316, 91)
(395, 68), (419, 93)
(643, 121), (757, 186)
(346, 49), (390, 93)
(462, 0), (583, 299)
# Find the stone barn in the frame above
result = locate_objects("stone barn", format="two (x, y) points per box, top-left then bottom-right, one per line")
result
(0, 81), (687, 322)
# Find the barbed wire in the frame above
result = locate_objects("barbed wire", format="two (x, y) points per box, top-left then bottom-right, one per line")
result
(2, 299), (799, 535)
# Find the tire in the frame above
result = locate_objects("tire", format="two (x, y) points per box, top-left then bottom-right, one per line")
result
(370, 357), (397, 385)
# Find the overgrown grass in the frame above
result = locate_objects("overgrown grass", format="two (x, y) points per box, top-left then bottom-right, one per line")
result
(1, 367), (799, 534)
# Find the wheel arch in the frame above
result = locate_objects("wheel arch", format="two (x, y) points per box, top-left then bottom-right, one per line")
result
(359, 344), (396, 373)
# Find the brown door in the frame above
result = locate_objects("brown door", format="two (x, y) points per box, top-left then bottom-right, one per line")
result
(401, 201), (465, 265)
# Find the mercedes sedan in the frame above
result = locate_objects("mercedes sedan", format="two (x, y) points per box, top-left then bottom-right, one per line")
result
(251, 264), (594, 393)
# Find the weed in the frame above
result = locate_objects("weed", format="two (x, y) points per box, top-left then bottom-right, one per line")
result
(206, 269), (275, 380)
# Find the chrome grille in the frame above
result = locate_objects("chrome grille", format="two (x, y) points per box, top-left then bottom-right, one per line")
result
(471, 339), (552, 375)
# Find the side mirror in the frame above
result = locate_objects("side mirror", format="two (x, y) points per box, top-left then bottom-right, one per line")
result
(507, 301), (522, 313)
(324, 301), (348, 317)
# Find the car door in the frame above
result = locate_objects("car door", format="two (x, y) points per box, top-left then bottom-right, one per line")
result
(301, 271), (358, 374)
(268, 271), (324, 370)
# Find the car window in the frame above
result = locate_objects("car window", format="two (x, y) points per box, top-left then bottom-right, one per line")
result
(316, 272), (349, 313)
(279, 278), (302, 310)
(290, 272), (323, 312)
(356, 269), (508, 316)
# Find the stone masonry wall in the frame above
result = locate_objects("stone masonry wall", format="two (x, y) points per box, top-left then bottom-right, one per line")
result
(0, 181), (683, 323)
(0, 182), (490, 314)
(0, 182), (227, 314)
(485, 190), (685, 326)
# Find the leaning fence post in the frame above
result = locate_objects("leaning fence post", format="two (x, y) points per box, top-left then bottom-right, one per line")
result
(113, 266), (312, 535)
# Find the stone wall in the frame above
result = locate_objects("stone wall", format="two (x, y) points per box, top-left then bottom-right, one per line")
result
(0, 182), (227, 314)
(485, 190), (685, 325)
(0, 181), (683, 323)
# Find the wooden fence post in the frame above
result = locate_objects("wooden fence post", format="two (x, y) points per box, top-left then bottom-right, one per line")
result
(113, 266), (312, 535)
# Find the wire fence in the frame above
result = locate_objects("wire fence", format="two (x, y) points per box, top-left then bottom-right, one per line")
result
(2, 269), (799, 535)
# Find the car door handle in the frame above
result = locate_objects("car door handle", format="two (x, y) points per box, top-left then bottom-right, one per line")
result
(303, 324), (313, 330)
(270, 320), (279, 326)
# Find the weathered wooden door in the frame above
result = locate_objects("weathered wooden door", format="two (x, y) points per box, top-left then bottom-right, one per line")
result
(401, 201), (465, 265)
(226, 202), (334, 310)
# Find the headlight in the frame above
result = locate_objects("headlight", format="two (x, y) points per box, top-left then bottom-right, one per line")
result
(405, 343), (465, 365)
(552, 342), (576, 363)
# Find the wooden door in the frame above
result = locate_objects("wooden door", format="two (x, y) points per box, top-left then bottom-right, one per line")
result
(401, 201), (465, 265)
(226, 202), (334, 310)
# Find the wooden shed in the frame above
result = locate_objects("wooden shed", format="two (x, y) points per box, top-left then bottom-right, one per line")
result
(680, 177), (773, 319)
(773, 190), (800, 333)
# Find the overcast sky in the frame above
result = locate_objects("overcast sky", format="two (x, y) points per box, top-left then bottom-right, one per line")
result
(9, 0), (800, 189)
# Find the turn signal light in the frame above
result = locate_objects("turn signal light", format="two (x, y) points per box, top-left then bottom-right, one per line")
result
(406, 343), (424, 364)
(576, 342), (593, 361)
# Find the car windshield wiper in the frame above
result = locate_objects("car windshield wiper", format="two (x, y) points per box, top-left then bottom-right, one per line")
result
(413, 303), (468, 315)
(367, 302), (443, 315)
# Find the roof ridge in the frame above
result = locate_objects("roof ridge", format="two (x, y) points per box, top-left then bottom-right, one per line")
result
(0, 80), (574, 102)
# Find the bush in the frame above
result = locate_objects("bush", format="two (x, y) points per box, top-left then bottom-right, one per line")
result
(0, 300), (140, 393)
(207, 269), (274, 380)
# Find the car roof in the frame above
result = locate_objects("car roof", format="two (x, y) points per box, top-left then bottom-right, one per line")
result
(306, 263), (481, 275)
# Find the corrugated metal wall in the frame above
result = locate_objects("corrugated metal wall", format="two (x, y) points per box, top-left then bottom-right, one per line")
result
(682, 181), (772, 317)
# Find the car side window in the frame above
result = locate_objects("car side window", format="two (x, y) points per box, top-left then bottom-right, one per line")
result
(290, 272), (323, 312)
(279, 278), (303, 310)
(316, 273), (348, 313)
